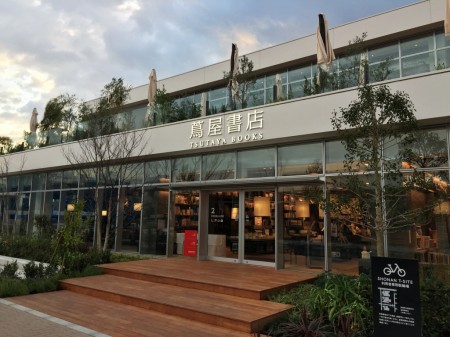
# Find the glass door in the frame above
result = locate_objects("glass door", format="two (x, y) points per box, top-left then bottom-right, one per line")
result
(207, 191), (239, 261)
(243, 190), (275, 264)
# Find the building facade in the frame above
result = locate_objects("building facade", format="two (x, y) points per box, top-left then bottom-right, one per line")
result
(1, 0), (450, 272)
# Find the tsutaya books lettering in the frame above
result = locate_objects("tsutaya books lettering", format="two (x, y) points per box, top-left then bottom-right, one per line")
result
(189, 110), (264, 149)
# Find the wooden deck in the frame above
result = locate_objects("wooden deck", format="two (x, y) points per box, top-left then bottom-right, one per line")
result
(10, 258), (318, 336)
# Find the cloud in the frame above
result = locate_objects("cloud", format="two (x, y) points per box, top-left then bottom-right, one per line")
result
(0, 0), (416, 144)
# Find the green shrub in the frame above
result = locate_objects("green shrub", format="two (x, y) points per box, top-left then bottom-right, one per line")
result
(0, 260), (19, 278)
(23, 262), (58, 279)
(0, 234), (53, 262)
(0, 278), (29, 297)
(275, 306), (331, 337)
(306, 273), (373, 336)
(420, 264), (450, 337)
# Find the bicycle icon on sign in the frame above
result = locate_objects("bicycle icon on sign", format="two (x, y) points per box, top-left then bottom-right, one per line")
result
(383, 263), (406, 277)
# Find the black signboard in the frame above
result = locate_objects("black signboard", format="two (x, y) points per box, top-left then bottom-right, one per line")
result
(371, 256), (421, 337)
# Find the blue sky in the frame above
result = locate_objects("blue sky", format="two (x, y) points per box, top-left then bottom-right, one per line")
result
(0, 0), (418, 142)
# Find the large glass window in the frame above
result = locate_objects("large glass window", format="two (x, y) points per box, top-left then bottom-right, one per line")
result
(62, 170), (79, 189)
(141, 187), (169, 255)
(32, 173), (46, 191)
(145, 160), (170, 184)
(368, 43), (400, 81)
(401, 129), (448, 169)
(278, 142), (323, 176)
(19, 175), (32, 191)
(79, 169), (97, 188)
(202, 152), (235, 180)
(325, 141), (347, 173)
(46, 172), (62, 190)
(121, 163), (144, 186)
(7, 176), (18, 192)
(237, 148), (275, 178)
(172, 156), (201, 182)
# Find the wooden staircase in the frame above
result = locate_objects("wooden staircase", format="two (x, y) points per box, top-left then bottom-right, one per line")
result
(11, 259), (317, 336)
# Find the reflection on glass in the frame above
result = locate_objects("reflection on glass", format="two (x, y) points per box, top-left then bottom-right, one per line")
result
(202, 152), (235, 180)
(172, 156), (201, 182)
(278, 142), (323, 176)
(401, 52), (434, 77)
(237, 148), (275, 178)
(208, 191), (239, 260)
(145, 160), (170, 184)
(401, 129), (448, 168)
(244, 191), (275, 263)
(62, 170), (79, 189)
(141, 187), (168, 255)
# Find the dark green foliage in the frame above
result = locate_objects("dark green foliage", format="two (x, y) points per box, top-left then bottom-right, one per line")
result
(306, 273), (373, 336)
(34, 215), (55, 238)
(0, 260), (19, 278)
(420, 265), (450, 337)
(0, 278), (29, 297)
(23, 262), (58, 279)
(0, 235), (53, 262)
(40, 94), (78, 132)
(275, 307), (330, 337)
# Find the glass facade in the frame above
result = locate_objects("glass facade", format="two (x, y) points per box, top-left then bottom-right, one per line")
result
(2, 126), (449, 271)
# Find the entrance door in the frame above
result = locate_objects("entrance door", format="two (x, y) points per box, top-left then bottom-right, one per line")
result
(206, 190), (275, 266)
(243, 190), (275, 264)
(207, 191), (239, 261)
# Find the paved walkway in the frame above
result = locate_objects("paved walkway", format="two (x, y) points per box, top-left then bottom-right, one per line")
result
(0, 299), (110, 337)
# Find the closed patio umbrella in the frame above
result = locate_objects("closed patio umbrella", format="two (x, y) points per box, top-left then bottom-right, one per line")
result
(29, 108), (38, 133)
(200, 92), (207, 117)
(147, 69), (157, 125)
(228, 43), (239, 108)
(446, 0), (450, 37)
(275, 73), (284, 101)
(317, 13), (335, 70)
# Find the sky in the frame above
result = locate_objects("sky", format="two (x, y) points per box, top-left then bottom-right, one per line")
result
(0, 0), (419, 143)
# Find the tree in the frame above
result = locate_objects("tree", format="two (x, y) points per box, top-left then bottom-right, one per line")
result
(63, 78), (148, 252)
(223, 55), (256, 110)
(0, 137), (12, 154)
(41, 93), (78, 131)
(330, 84), (420, 257)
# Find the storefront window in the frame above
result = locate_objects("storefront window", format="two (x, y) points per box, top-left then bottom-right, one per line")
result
(141, 187), (168, 255)
(325, 141), (347, 173)
(172, 156), (201, 182)
(202, 152), (235, 180)
(7, 176), (18, 192)
(62, 170), (79, 189)
(144, 160), (170, 184)
(280, 186), (324, 270)
(19, 175), (32, 191)
(79, 169), (97, 188)
(118, 187), (142, 252)
(389, 171), (450, 264)
(278, 142), (323, 176)
(31, 173), (46, 191)
(173, 190), (199, 255)
(46, 172), (62, 190)
(237, 148), (275, 178)
(121, 163), (144, 186)
(400, 129), (448, 169)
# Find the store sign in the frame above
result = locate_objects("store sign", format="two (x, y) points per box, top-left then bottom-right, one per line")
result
(371, 256), (421, 337)
(189, 109), (264, 149)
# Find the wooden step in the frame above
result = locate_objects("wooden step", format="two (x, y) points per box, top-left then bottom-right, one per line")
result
(59, 274), (292, 333)
(11, 291), (252, 337)
(98, 258), (315, 300)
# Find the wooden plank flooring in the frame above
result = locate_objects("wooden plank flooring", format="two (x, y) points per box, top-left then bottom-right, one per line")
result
(60, 274), (292, 333)
(99, 258), (318, 300)
(11, 291), (250, 337)
(9, 258), (318, 336)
